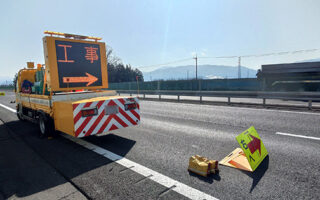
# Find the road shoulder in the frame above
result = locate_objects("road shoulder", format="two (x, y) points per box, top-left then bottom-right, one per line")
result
(0, 120), (87, 200)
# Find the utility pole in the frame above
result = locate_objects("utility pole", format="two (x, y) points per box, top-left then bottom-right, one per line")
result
(193, 54), (198, 80)
(238, 56), (241, 79)
(187, 70), (189, 80)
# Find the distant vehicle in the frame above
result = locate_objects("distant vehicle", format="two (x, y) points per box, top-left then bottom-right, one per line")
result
(15, 31), (140, 137)
(257, 61), (320, 91)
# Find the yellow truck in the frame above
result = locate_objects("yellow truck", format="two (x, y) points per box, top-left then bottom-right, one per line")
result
(15, 31), (140, 137)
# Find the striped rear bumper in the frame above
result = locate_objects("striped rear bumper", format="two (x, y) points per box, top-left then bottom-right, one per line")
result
(72, 97), (140, 137)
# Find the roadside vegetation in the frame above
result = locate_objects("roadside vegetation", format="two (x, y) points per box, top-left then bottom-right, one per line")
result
(107, 47), (144, 83)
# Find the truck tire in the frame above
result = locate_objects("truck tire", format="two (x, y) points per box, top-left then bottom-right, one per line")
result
(38, 113), (55, 137)
(16, 104), (25, 121)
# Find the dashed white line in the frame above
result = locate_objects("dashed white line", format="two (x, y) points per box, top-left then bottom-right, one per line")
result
(276, 132), (320, 141)
(0, 103), (218, 200)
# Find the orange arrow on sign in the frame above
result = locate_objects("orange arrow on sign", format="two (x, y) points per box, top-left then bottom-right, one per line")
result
(63, 72), (98, 86)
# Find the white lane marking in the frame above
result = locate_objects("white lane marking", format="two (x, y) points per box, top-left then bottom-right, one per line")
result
(276, 132), (320, 141)
(63, 134), (218, 200)
(0, 103), (218, 200)
(0, 103), (16, 113)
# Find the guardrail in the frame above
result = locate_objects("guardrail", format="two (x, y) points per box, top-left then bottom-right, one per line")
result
(117, 90), (320, 110)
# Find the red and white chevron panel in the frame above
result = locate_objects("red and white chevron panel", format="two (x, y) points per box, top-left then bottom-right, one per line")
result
(72, 97), (140, 138)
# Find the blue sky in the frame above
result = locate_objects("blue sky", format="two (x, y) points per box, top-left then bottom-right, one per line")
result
(1, 0), (320, 78)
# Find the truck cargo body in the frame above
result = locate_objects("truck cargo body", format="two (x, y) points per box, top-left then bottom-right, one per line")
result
(16, 90), (140, 137)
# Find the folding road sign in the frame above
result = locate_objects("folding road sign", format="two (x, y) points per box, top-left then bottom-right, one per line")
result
(220, 126), (268, 172)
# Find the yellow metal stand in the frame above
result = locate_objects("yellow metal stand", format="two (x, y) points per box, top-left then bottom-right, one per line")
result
(188, 155), (219, 177)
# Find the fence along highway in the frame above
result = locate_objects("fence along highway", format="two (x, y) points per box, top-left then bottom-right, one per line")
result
(0, 91), (319, 199)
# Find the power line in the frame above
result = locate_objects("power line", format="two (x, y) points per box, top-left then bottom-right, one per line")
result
(199, 48), (320, 59)
(136, 48), (320, 70)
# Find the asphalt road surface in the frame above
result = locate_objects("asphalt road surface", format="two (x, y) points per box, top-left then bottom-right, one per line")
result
(0, 91), (319, 199)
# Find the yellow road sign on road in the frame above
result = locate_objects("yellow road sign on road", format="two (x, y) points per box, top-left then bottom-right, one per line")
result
(0, 92), (5, 96)
(236, 126), (268, 171)
(220, 126), (268, 172)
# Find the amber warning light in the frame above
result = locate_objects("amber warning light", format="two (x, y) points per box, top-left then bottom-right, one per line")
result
(125, 102), (137, 111)
(81, 107), (98, 117)
(44, 31), (102, 41)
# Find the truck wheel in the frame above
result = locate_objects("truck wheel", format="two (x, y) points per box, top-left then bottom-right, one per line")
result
(16, 104), (25, 121)
(38, 113), (55, 137)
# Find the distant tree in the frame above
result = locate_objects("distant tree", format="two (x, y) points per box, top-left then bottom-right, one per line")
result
(106, 47), (143, 83)
(13, 73), (18, 91)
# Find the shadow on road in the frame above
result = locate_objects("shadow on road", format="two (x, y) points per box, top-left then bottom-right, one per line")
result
(188, 171), (221, 184)
(0, 119), (136, 199)
(84, 133), (136, 157)
(241, 155), (269, 193)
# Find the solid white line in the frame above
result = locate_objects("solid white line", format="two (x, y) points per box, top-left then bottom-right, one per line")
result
(0, 103), (16, 113)
(63, 134), (218, 200)
(276, 132), (320, 141)
(0, 103), (218, 200)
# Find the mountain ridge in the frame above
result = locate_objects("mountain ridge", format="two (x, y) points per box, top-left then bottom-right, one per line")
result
(143, 64), (257, 81)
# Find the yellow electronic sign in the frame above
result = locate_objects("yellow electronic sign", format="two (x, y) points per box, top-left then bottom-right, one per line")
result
(43, 36), (108, 92)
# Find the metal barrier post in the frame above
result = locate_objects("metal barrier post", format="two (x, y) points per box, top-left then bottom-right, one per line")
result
(143, 93), (145, 99)
(308, 100), (312, 110)
(177, 95), (180, 101)
(159, 94), (161, 100)
(228, 97), (231, 105)
(263, 98), (266, 107)
(200, 96), (202, 103)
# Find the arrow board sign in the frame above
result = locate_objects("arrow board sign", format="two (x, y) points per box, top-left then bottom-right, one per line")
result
(43, 36), (108, 91)
(220, 126), (268, 172)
